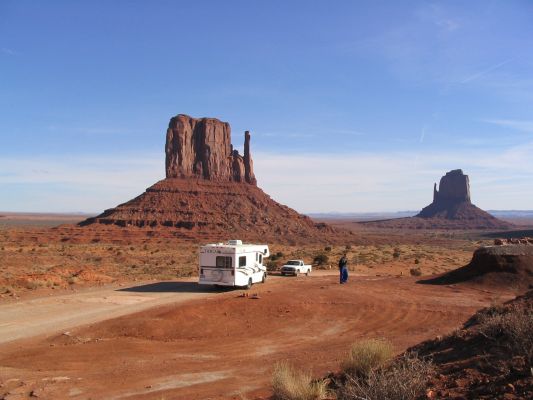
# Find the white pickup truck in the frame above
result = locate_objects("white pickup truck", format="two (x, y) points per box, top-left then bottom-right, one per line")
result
(280, 260), (312, 276)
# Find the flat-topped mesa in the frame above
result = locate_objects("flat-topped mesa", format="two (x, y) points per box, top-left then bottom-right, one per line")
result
(433, 169), (471, 204)
(165, 114), (256, 184)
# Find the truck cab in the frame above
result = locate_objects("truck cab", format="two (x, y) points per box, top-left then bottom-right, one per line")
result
(280, 260), (312, 276)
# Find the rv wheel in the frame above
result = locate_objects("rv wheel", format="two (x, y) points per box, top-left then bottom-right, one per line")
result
(262, 272), (267, 283)
(246, 278), (252, 290)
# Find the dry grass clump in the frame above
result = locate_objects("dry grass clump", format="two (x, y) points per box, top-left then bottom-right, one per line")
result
(477, 304), (533, 364)
(409, 267), (422, 277)
(339, 352), (433, 400)
(342, 338), (393, 377)
(272, 361), (330, 400)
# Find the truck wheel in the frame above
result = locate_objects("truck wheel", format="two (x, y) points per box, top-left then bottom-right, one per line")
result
(262, 272), (267, 283)
(246, 278), (252, 290)
(306, 269), (310, 276)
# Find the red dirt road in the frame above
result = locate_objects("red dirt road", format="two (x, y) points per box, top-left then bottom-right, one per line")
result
(0, 273), (513, 399)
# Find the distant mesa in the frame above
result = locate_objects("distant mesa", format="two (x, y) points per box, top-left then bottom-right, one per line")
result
(363, 169), (512, 230)
(79, 114), (341, 242)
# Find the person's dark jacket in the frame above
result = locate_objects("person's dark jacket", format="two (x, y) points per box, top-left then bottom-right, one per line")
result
(338, 256), (347, 270)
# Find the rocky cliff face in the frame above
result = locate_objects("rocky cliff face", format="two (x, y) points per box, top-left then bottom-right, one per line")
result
(165, 114), (256, 184)
(432, 169), (471, 205)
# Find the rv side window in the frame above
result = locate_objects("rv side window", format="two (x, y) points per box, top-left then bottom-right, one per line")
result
(259, 254), (263, 264)
(239, 256), (246, 267)
(256, 253), (258, 261)
(216, 256), (232, 269)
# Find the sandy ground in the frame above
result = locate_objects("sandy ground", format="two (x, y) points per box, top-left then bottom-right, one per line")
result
(0, 278), (206, 345)
(0, 271), (514, 400)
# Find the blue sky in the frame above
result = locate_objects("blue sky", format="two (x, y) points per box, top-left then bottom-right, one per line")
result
(1, 0), (532, 213)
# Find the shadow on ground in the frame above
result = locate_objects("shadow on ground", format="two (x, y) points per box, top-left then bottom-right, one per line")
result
(117, 281), (234, 293)
(483, 229), (533, 239)
(416, 266), (471, 286)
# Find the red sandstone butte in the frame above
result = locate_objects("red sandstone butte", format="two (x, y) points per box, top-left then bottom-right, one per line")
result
(80, 114), (342, 242)
(165, 114), (256, 184)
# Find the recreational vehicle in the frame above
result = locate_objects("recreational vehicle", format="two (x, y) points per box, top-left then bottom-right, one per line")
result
(198, 240), (269, 289)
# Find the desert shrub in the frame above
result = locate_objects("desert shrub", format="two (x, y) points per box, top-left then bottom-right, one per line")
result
(345, 244), (352, 250)
(339, 353), (433, 400)
(266, 260), (280, 271)
(414, 258), (420, 264)
(478, 305), (533, 363)
(272, 361), (329, 400)
(324, 246), (332, 252)
(67, 276), (79, 285)
(392, 248), (401, 259)
(342, 338), (393, 377)
(409, 267), (422, 276)
(313, 253), (329, 266)
(270, 252), (284, 261)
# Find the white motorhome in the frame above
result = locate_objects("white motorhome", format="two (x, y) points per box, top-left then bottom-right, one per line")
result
(198, 240), (269, 289)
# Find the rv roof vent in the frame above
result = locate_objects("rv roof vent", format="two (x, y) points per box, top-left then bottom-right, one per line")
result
(228, 240), (243, 246)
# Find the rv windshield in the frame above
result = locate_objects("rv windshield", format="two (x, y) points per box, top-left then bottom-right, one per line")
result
(286, 260), (300, 266)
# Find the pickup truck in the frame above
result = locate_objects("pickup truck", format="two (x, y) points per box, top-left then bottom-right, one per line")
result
(280, 260), (312, 276)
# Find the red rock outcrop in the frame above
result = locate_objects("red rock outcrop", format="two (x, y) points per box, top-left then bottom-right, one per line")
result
(165, 114), (256, 184)
(415, 169), (510, 228)
(363, 169), (512, 230)
(80, 114), (344, 243)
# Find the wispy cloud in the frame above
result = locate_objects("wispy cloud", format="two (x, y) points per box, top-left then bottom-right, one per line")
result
(460, 58), (514, 84)
(1, 143), (532, 213)
(255, 142), (533, 212)
(0, 153), (164, 212)
(482, 119), (533, 133)
(46, 125), (143, 136)
(415, 3), (460, 33)
(1, 47), (16, 55)
(419, 125), (428, 143)
(256, 128), (365, 139)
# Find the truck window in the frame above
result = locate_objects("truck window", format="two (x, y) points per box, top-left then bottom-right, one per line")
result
(239, 256), (246, 267)
(216, 256), (232, 269)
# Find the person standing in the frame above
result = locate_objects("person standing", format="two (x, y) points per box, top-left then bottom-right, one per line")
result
(338, 253), (348, 284)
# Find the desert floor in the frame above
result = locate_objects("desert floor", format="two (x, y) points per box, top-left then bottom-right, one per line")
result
(0, 214), (530, 399)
